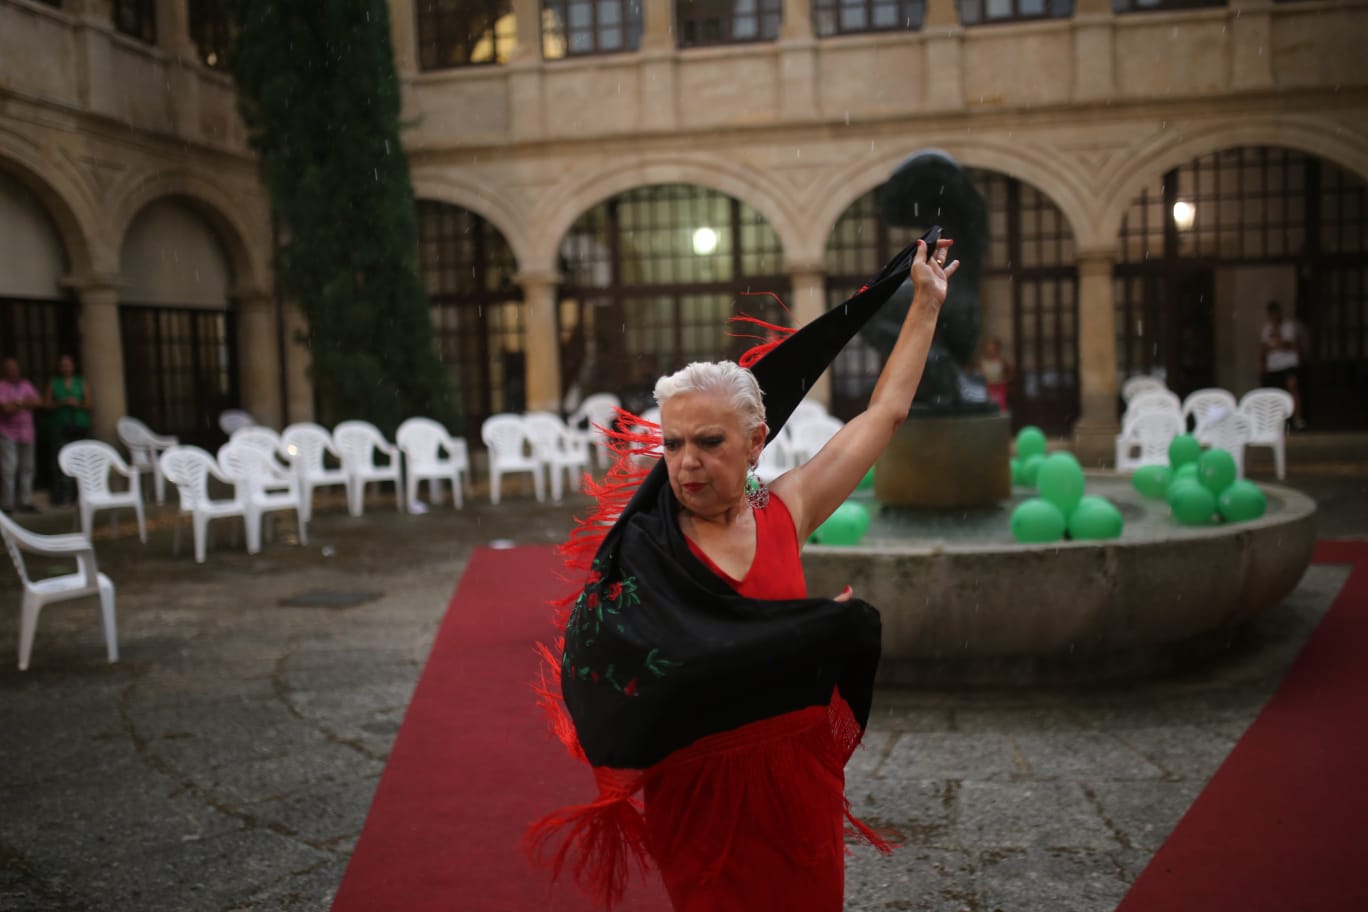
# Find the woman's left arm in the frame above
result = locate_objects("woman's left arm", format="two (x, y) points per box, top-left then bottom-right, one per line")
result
(772, 238), (959, 541)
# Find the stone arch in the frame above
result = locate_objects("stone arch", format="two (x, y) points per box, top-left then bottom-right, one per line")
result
(803, 139), (1095, 262)
(410, 170), (533, 272)
(107, 169), (268, 293)
(1096, 116), (1368, 245)
(528, 154), (805, 273)
(0, 133), (100, 279)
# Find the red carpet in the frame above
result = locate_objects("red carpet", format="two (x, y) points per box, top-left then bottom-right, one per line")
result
(1117, 540), (1368, 911)
(331, 545), (670, 912)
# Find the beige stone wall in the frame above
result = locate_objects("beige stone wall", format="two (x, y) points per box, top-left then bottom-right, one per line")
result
(0, 0), (294, 438)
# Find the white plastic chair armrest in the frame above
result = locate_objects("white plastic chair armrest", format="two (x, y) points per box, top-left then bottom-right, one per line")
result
(15, 531), (93, 557)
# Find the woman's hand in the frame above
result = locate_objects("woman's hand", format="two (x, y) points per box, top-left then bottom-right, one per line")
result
(834, 585), (853, 603)
(909, 237), (960, 320)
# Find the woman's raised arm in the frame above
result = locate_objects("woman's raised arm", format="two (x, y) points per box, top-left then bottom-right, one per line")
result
(771, 237), (960, 542)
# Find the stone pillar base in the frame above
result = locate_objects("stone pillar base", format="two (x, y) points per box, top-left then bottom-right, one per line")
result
(876, 411), (1011, 508)
(1072, 418), (1121, 468)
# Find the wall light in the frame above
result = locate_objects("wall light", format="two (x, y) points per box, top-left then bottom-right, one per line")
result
(692, 227), (719, 256)
(1172, 200), (1196, 232)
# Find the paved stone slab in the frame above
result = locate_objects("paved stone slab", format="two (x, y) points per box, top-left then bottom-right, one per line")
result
(957, 781), (1122, 851)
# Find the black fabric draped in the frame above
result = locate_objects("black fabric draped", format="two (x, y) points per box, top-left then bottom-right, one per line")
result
(560, 230), (937, 771)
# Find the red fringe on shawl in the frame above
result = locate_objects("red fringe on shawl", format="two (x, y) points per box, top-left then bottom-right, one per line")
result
(528, 312), (889, 909)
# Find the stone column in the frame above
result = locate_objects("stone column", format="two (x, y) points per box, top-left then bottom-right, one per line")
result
(787, 264), (832, 407)
(922, 0), (964, 112)
(284, 301), (316, 424)
(1071, 0), (1115, 103)
(1071, 250), (1121, 466)
(1228, 0), (1274, 91)
(68, 276), (127, 444)
(508, 0), (546, 138)
(639, 0), (679, 131)
(155, 0), (197, 57)
(389, 0), (418, 75)
(777, 0), (817, 120)
(232, 288), (282, 428)
(518, 272), (564, 413)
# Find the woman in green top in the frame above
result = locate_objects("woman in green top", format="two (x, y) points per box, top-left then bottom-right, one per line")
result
(45, 354), (92, 506)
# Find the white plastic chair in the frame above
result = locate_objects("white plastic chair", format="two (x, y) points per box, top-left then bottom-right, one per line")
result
(218, 409), (255, 435)
(756, 434), (798, 484)
(788, 415), (845, 464)
(789, 399), (830, 426)
(0, 509), (116, 671)
(524, 412), (591, 502)
(1182, 388), (1239, 435)
(1115, 409), (1183, 471)
(1122, 388), (1182, 423)
(1122, 375), (1168, 403)
(333, 420), (404, 517)
(481, 414), (544, 505)
(397, 418), (470, 510)
(567, 393), (622, 469)
(59, 441), (147, 544)
(280, 423), (349, 522)
(1239, 388), (1295, 480)
(230, 425), (283, 455)
(159, 446), (246, 564)
(115, 417), (178, 505)
(217, 442), (309, 554)
(1199, 412), (1253, 479)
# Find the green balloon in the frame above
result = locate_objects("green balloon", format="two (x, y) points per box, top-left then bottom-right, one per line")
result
(1010, 498), (1067, 544)
(1038, 453), (1086, 515)
(1010, 458), (1023, 486)
(1168, 434), (1203, 469)
(1016, 426), (1047, 460)
(814, 501), (869, 546)
(857, 466), (875, 491)
(1021, 454), (1047, 487)
(1218, 480), (1267, 523)
(1068, 495), (1124, 541)
(1171, 462), (1200, 486)
(1131, 464), (1171, 499)
(1170, 481), (1217, 526)
(1197, 448), (1237, 495)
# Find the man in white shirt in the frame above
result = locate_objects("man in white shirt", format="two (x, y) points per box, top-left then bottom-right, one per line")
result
(1260, 301), (1306, 429)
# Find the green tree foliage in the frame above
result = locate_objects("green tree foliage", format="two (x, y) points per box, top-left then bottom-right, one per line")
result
(227, 1), (456, 433)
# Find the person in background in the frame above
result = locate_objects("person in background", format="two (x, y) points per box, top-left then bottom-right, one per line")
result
(1260, 301), (1307, 430)
(975, 336), (1013, 413)
(0, 356), (43, 514)
(44, 354), (92, 506)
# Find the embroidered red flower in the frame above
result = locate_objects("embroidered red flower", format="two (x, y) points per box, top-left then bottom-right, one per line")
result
(623, 678), (638, 696)
(586, 570), (602, 586)
(605, 582), (623, 602)
(586, 591), (599, 610)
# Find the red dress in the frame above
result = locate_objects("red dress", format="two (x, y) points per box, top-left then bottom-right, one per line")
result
(641, 494), (855, 911)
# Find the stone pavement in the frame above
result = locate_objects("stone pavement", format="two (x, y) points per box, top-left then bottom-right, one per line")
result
(0, 466), (1364, 912)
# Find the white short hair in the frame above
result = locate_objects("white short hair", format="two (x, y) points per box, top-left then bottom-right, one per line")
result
(653, 361), (766, 435)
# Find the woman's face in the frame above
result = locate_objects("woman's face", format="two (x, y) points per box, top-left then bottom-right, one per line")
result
(660, 390), (765, 518)
(58, 356), (74, 376)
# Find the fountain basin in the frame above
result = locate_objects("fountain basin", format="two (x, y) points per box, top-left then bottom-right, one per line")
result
(802, 475), (1317, 684)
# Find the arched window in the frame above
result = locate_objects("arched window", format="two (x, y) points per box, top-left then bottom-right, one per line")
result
(1116, 147), (1368, 429)
(824, 169), (1079, 433)
(558, 184), (790, 412)
(416, 201), (524, 441)
(119, 198), (239, 447)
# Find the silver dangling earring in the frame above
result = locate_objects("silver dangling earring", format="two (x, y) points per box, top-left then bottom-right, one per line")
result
(745, 463), (769, 510)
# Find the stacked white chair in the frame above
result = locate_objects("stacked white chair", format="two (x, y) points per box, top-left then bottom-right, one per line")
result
(567, 393), (622, 470)
(1183, 388), (1238, 436)
(59, 441), (147, 544)
(333, 420), (404, 517)
(0, 509), (117, 671)
(1200, 411), (1254, 479)
(217, 442), (309, 553)
(755, 435), (797, 485)
(524, 412), (592, 502)
(230, 425), (283, 455)
(115, 417), (178, 505)
(218, 409), (255, 435)
(788, 414), (845, 465)
(396, 418), (471, 510)
(1115, 409), (1184, 471)
(1239, 388), (1295, 480)
(280, 423), (349, 522)
(1122, 375), (1168, 402)
(481, 414), (544, 505)
(788, 399), (830, 426)
(1123, 388), (1182, 423)
(159, 446), (247, 564)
